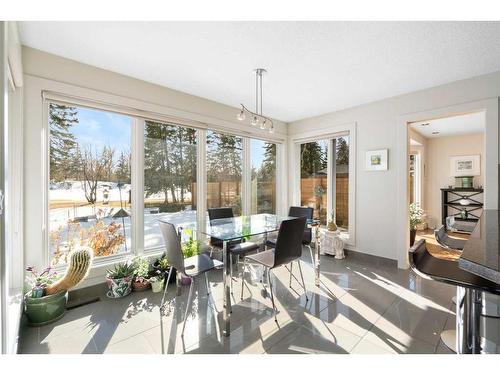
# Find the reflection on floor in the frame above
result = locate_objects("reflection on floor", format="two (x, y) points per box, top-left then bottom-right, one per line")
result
(416, 228), (467, 261)
(19, 250), (456, 354)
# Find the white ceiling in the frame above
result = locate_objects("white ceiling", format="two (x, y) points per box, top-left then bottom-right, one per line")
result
(410, 111), (485, 138)
(18, 21), (500, 122)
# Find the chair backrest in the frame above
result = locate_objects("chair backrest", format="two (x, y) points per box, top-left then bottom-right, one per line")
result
(207, 207), (234, 247)
(288, 206), (314, 244)
(158, 221), (185, 274)
(273, 217), (307, 268)
(208, 207), (234, 221)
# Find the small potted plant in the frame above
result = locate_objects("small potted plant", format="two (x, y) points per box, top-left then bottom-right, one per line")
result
(106, 261), (135, 298)
(180, 232), (201, 285)
(24, 266), (66, 326)
(149, 270), (165, 293)
(409, 202), (423, 246)
(153, 254), (176, 284)
(131, 256), (151, 292)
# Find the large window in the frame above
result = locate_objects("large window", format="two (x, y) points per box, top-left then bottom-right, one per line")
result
(46, 100), (282, 265)
(48, 104), (132, 265)
(206, 130), (243, 215)
(299, 135), (350, 229)
(143, 121), (197, 249)
(251, 139), (276, 214)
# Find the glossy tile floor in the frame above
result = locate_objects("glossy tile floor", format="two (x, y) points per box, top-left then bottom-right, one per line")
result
(19, 251), (456, 354)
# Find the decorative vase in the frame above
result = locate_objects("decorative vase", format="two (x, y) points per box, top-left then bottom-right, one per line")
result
(132, 279), (151, 292)
(410, 229), (417, 246)
(24, 289), (68, 326)
(106, 276), (132, 298)
(151, 279), (164, 293)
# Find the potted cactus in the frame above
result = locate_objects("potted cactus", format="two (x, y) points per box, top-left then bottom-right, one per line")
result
(106, 261), (134, 298)
(131, 256), (151, 292)
(24, 246), (93, 326)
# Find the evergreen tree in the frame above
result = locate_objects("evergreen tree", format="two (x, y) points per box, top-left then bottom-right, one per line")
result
(300, 141), (326, 177)
(336, 137), (349, 166)
(115, 150), (131, 184)
(49, 104), (78, 182)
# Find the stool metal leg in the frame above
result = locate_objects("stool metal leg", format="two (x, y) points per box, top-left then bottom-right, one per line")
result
(241, 257), (247, 300)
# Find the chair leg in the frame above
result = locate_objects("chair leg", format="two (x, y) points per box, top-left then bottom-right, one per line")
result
(181, 277), (194, 337)
(205, 272), (210, 295)
(289, 262), (293, 288)
(307, 245), (314, 267)
(241, 257), (247, 300)
(297, 260), (309, 302)
(267, 269), (278, 322)
(160, 267), (173, 312)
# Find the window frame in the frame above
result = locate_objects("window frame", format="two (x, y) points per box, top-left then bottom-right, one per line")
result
(291, 123), (356, 247)
(43, 97), (283, 269)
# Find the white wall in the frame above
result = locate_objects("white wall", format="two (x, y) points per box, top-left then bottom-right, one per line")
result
(289, 71), (500, 263)
(425, 132), (484, 228)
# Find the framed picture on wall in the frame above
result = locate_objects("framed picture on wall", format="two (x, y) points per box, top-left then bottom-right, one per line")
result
(365, 149), (388, 171)
(450, 154), (480, 177)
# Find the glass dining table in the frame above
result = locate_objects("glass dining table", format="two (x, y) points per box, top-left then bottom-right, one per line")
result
(178, 213), (321, 337)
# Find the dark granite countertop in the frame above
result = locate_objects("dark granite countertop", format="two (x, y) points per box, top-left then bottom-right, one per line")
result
(459, 210), (500, 284)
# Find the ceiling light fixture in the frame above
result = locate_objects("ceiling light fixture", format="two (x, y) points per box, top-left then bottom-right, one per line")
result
(432, 131), (440, 135)
(237, 68), (274, 134)
(421, 123), (430, 126)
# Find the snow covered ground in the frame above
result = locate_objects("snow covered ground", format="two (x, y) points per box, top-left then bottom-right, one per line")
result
(49, 180), (196, 263)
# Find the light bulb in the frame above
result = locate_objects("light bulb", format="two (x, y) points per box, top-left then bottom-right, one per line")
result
(260, 119), (266, 130)
(269, 126), (275, 134)
(251, 116), (258, 126)
(237, 110), (245, 121)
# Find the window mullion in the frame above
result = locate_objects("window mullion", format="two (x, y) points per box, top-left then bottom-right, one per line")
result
(196, 129), (207, 241)
(131, 118), (145, 255)
(242, 137), (251, 215)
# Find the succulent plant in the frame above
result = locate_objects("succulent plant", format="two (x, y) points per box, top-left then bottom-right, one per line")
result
(106, 262), (135, 279)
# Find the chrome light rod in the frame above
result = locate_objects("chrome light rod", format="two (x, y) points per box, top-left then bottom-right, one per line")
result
(237, 68), (275, 134)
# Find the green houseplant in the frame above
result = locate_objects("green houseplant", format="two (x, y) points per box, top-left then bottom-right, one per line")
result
(180, 230), (201, 285)
(131, 256), (151, 292)
(153, 254), (176, 285)
(106, 262), (135, 298)
(149, 270), (165, 293)
(409, 203), (423, 246)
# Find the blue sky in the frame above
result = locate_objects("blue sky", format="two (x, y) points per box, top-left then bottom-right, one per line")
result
(71, 107), (132, 155)
(71, 107), (269, 166)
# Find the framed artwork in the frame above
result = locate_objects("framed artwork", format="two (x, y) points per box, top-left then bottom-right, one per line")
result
(450, 155), (480, 177)
(365, 149), (388, 171)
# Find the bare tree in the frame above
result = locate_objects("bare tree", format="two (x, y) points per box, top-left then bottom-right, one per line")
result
(82, 146), (105, 204)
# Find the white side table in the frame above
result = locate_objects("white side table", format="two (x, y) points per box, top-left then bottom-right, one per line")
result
(320, 229), (345, 259)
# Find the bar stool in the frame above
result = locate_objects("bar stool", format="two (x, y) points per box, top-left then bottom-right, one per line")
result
(409, 239), (500, 353)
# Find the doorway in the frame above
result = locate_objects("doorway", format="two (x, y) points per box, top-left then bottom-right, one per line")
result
(408, 111), (485, 260)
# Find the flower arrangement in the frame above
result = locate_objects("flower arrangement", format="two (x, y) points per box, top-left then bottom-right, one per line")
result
(25, 266), (60, 298)
(409, 203), (423, 231)
(132, 256), (151, 284)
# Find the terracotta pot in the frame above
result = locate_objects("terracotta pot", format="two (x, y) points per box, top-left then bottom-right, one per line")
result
(410, 229), (417, 246)
(132, 279), (151, 292)
(24, 289), (68, 326)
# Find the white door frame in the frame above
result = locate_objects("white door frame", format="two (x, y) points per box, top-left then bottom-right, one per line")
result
(396, 98), (499, 268)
